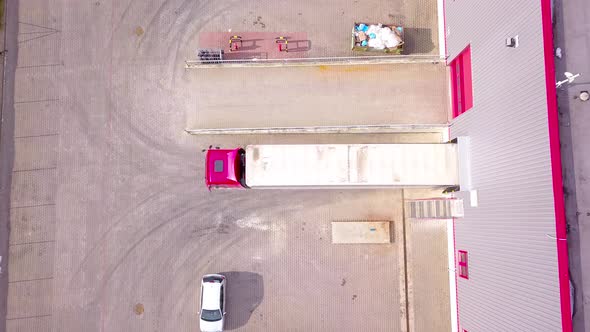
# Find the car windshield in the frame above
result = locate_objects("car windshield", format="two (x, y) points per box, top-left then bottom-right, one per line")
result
(201, 309), (222, 322)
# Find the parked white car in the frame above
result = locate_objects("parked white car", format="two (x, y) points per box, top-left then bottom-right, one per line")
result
(199, 274), (226, 332)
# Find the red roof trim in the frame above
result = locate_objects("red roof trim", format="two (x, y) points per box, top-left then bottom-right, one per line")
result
(540, 0), (573, 330)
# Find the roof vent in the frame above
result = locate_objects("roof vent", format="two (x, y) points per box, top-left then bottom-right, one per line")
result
(505, 35), (519, 48)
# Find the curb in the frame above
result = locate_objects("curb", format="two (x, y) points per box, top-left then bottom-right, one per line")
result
(185, 55), (443, 69)
(185, 124), (449, 135)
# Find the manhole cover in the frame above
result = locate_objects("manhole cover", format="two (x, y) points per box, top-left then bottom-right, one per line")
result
(134, 26), (144, 37)
(134, 303), (144, 315)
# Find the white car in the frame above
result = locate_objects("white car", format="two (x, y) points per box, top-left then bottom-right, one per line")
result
(199, 274), (226, 332)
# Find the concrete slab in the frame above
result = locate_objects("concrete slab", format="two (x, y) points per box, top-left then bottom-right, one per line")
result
(6, 279), (52, 320)
(186, 63), (449, 129)
(402, 188), (453, 332)
(13, 136), (58, 171)
(331, 221), (391, 244)
(7, 243), (54, 282)
(405, 218), (452, 332)
(6, 315), (52, 332)
(1, 2), (60, 329)
(13, 67), (60, 104)
(10, 170), (56, 208)
(14, 102), (60, 138)
(9, 205), (56, 245)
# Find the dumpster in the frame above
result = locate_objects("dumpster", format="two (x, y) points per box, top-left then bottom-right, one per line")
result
(351, 23), (404, 54)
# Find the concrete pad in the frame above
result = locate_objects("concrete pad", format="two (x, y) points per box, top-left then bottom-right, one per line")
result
(16, 0), (60, 35)
(186, 63), (449, 129)
(6, 279), (52, 319)
(13, 136), (58, 171)
(8, 242), (54, 282)
(331, 221), (391, 244)
(6, 315), (52, 332)
(9, 205), (56, 245)
(14, 102), (60, 138)
(403, 189), (452, 332)
(16, 35), (62, 68)
(404, 218), (451, 332)
(14, 67), (60, 104)
(10, 169), (56, 208)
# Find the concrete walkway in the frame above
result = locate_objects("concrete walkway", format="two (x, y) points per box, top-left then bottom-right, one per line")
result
(0, 1), (17, 331)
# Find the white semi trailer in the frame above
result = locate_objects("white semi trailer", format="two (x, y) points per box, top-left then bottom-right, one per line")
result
(205, 144), (459, 189)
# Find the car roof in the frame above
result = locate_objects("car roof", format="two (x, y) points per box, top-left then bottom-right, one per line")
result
(201, 282), (222, 310)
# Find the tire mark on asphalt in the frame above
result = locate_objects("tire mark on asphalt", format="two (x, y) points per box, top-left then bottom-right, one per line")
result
(71, 177), (187, 279)
(162, 0), (195, 38)
(97, 201), (205, 289)
(112, 109), (186, 158)
(111, 0), (136, 35)
(135, 0), (170, 50)
(171, 2), (237, 85)
(100, 3), (117, 330)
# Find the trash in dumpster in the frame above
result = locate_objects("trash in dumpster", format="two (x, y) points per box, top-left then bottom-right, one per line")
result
(352, 23), (404, 54)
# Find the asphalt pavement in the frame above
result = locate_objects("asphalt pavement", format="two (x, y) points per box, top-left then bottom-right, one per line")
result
(0, 1), (450, 332)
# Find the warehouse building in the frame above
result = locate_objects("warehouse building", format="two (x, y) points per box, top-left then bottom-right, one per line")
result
(443, 0), (572, 330)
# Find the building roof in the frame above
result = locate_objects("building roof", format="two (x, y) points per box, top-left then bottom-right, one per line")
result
(445, 0), (571, 330)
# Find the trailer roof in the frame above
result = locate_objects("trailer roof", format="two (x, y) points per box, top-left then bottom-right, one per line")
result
(245, 144), (458, 188)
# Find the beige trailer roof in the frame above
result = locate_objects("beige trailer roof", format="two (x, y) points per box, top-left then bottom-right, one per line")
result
(245, 144), (459, 188)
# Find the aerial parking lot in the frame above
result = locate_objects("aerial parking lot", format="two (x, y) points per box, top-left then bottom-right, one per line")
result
(3, 1), (449, 332)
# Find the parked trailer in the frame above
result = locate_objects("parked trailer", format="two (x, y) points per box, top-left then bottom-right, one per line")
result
(205, 144), (458, 189)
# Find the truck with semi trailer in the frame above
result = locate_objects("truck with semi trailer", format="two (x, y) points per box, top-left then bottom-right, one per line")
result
(205, 144), (459, 190)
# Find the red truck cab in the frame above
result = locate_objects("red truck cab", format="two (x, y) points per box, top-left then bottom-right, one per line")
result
(205, 148), (247, 189)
